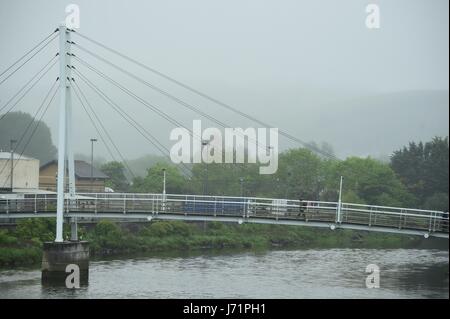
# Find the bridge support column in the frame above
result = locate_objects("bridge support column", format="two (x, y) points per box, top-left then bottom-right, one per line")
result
(336, 176), (343, 224)
(70, 217), (78, 241)
(41, 241), (89, 287)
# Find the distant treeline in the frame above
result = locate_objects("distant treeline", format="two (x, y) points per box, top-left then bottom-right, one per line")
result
(103, 137), (449, 212)
(1, 112), (447, 211)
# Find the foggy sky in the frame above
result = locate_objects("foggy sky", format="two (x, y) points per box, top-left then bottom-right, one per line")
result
(0, 0), (448, 161)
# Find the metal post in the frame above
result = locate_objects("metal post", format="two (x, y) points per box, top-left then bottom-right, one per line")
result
(162, 168), (166, 196)
(90, 138), (97, 192)
(337, 176), (343, 224)
(202, 140), (209, 196)
(55, 24), (69, 243)
(205, 144), (209, 196)
(70, 217), (78, 241)
(9, 139), (16, 191)
(162, 168), (166, 212)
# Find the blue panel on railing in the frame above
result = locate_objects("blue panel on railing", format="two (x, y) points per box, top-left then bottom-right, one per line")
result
(183, 198), (246, 213)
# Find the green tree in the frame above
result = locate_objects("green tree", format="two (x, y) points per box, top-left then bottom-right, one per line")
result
(100, 161), (130, 192)
(325, 157), (415, 207)
(0, 111), (57, 164)
(190, 160), (261, 196)
(15, 218), (56, 243)
(126, 154), (169, 178)
(423, 193), (449, 212)
(391, 136), (449, 207)
(273, 148), (326, 199)
(132, 162), (188, 194)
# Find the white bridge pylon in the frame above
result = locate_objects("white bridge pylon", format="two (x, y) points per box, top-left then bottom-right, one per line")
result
(55, 24), (76, 242)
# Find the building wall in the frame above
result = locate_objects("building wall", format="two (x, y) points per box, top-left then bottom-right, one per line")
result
(39, 164), (58, 191)
(0, 158), (39, 189)
(39, 163), (106, 193)
(72, 180), (106, 193)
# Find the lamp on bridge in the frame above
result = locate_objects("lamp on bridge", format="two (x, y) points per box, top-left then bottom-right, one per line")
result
(9, 139), (17, 191)
(90, 138), (97, 192)
(162, 168), (167, 212)
(162, 168), (166, 196)
(201, 139), (210, 196)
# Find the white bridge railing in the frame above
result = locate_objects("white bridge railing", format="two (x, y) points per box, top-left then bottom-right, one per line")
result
(0, 193), (448, 236)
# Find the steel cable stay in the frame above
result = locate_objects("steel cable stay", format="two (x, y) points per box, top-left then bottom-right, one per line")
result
(0, 33), (58, 87)
(70, 30), (339, 161)
(70, 59), (276, 178)
(74, 74), (193, 177)
(72, 68), (192, 176)
(73, 69), (173, 153)
(0, 29), (58, 80)
(71, 44), (268, 154)
(0, 79), (59, 178)
(70, 78), (137, 180)
(72, 56), (204, 145)
(0, 55), (59, 116)
(0, 61), (57, 121)
(71, 57), (280, 178)
(70, 80), (118, 162)
(1, 79), (59, 188)
(73, 68), (172, 152)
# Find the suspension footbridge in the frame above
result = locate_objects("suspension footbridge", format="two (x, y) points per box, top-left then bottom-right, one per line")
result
(0, 193), (448, 239)
(0, 26), (448, 242)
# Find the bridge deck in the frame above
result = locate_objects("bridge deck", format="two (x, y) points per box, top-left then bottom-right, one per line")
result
(0, 193), (448, 239)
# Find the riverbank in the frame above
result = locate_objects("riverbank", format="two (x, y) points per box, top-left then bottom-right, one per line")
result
(0, 218), (444, 268)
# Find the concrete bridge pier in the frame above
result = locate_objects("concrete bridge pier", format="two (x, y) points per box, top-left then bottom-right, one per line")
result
(41, 241), (89, 287)
(70, 217), (78, 241)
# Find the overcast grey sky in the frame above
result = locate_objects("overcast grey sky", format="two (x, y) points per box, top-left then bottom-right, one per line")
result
(0, 0), (448, 160)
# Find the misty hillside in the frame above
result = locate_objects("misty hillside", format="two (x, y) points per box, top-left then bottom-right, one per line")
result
(308, 90), (449, 158)
(59, 89), (449, 162)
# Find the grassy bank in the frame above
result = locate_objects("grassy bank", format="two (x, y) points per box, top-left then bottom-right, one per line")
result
(0, 218), (426, 267)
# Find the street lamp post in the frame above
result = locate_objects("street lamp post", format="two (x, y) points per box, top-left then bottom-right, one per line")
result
(90, 138), (97, 192)
(202, 140), (210, 196)
(10, 139), (16, 191)
(201, 140), (210, 233)
(337, 176), (343, 223)
(162, 168), (166, 196)
(276, 177), (280, 197)
(162, 168), (167, 211)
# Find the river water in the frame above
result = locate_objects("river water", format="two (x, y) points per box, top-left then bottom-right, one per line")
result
(0, 249), (448, 299)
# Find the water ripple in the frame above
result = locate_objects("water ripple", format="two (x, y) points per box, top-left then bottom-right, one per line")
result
(0, 249), (448, 299)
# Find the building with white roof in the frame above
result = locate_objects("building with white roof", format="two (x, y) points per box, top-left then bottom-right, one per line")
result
(0, 151), (40, 192)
